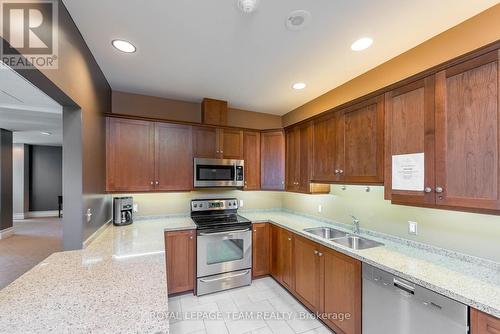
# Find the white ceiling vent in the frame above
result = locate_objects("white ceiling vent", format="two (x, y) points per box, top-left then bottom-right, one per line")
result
(237, 0), (259, 14)
(286, 10), (311, 31)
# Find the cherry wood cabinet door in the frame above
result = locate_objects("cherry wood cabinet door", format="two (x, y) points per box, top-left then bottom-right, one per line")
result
(260, 130), (285, 190)
(337, 95), (384, 184)
(435, 51), (500, 211)
(155, 123), (193, 191)
(106, 118), (155, 192)
(298, 123), (313, 193)
(243, 131), (261, 190)
(322, 247), (361, 334)
(270, 225), (294, 289)
(270, 225), (280, 281)
(293, 235), (322, 312)
(384, 76), (436, 205)
(192, 126), (218, 158)
(221, 128), (244, 159)
(285, 128), (300, 191)
(471, 308), (500, 334)
(165, 230), (195, 294)
(252, 222), (270, 278)
(312, 113), (339, 183)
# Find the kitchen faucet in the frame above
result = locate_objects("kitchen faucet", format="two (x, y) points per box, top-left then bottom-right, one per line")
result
(350, 215), (360, 234)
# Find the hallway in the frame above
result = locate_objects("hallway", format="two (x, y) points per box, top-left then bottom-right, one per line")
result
(0, 218), (62, 289)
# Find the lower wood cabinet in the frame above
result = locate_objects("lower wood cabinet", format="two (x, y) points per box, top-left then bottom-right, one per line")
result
(270, 225), (294, 290)
(471, 308), (500, 334)
(164, 230), (195, 295)
(252, 222), (270, 277)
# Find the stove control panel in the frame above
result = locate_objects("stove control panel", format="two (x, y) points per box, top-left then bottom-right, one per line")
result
(191, 198), (239, 212)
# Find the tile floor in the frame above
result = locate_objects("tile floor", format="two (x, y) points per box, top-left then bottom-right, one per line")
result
(168, 277), (334, 334)
(0, 217), (62, 289)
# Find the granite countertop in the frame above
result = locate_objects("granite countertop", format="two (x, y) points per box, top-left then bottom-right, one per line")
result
(242, 211), (500, 318)
(0, 216), (193, 334)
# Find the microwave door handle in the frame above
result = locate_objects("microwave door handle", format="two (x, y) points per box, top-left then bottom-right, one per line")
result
(199, 228), (250, 236)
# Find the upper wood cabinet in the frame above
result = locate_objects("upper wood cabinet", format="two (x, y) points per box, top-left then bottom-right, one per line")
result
(311, 112), (341, 183)
(201, 98), (228, 126)
(192, 126), (243, 159)
(252, 222), (270, 278)
(384, 76), (436, 205)
(471, 308), (500, 334)
(107, 118), (193, 192)
(336, 95), (385, 184)
(106, 118), (155, 192)
(260, 130), (285, 190)
(243, 131), (261, 190)
(286, 123), (330, 194)
(155, 123), (193, 191)
(434, 51), (500, 211)
(164, 230), (195, 295)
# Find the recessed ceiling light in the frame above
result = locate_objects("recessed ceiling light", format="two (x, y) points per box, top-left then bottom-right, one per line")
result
(351, 37), (373, 51)
(292, 82), (306, 90)
(40, 131), (51, 136)
(237, 0), (259, 14)
(112, 39), (136, 53)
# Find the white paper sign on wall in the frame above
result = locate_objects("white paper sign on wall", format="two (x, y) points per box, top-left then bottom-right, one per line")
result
(392, 153), (425, 191)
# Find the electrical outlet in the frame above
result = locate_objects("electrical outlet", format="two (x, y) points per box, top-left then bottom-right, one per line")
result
(239, 200), (244, 208)
(318, 204), (322, 213)
(133, 203), (139, 213)
(408, 221), (418, 235)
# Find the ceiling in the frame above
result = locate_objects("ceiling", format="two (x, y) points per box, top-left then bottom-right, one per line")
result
(0, 63), (63, 146)
(63, 0), (499, 115)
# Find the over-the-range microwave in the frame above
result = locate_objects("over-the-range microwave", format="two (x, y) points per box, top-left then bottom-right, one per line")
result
(193, 158), (244, 188)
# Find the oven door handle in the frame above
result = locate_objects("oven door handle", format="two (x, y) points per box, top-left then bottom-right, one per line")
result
(199, 270), (250, 283)
(198, 228), (250, 236)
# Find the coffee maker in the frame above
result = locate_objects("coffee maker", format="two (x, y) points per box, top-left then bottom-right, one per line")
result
(113, 197), (134, 226)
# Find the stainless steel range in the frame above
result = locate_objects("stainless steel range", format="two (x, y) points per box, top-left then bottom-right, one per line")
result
(191, 198), (252, 295)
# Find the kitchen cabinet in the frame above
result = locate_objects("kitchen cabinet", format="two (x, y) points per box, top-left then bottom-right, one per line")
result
(252, 222), (270, 277)
(293, 235), (323, 312)
(243, 131), (261, 190)
(106, 118), (155, 192)
(384, 76), (436, 205)
(106, 118), (193, 192)
(192, 126), (243, 159)
(164, 230), (195, 295)
(260, 130), (285, 190)
(336, 95), (385, 184)
(434, 51), (500, 211)
(270, 225), (294, 290)
(471, 308), (500, 334)
(286, 123), (330, 193)
(311, 112), (340, 183)
(155, 123), (193, 191)
(201, 98), (228, 126)
(322, 247), (362, 334)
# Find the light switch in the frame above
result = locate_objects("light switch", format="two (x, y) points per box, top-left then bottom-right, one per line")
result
(408, 221), (418, 235)
(133, 204), (138, 212)
(318, 205), (322, 213)
(239, 200), (244, 208)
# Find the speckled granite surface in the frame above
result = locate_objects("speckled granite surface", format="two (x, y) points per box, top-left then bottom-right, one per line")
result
(0, 216), (192, 334)
(242, 210), (500, 318)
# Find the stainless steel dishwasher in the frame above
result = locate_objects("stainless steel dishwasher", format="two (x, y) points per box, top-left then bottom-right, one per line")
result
(362, 264), (468, 334)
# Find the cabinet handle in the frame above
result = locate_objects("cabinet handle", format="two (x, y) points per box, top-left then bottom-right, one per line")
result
(150, 181), (154, 185)
(287, 237), (292, 241)
(335, 169), (339, 175)
(424, 187), (432, 193)
(155, 181), (159, 185)
(339, 170), (344, 175)
(189, 236), (193, 239)
(435, 187), (444, 193)
(314, 250), (319, 255)
(318, 252), (323, 257)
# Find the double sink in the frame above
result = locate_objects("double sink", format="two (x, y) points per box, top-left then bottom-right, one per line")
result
(303, 227), (384, 250)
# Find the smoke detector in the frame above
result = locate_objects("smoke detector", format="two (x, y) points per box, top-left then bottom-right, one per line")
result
(286, 10), (311, 31)
(237, 0), (259, 14)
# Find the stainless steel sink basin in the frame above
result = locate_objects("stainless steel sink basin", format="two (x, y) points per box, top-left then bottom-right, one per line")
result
(331, 235), (384, 250)
(303, 227), (347, 239)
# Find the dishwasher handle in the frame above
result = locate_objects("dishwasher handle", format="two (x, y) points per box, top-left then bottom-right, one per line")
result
(393, 278), (415, 295)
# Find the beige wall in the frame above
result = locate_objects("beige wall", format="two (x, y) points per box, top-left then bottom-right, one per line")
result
(119, 190), (282, 217)
(282, 186), (500, 262)
(112, 91), (282, 130)
(283, 4), (500, 126)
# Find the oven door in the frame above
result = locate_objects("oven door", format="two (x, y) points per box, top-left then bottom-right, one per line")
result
(194, 158), (244, 188)
(197, 228), (252, 277)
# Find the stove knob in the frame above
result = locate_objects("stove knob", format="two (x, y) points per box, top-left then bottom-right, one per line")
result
(194, 204), (198, 208)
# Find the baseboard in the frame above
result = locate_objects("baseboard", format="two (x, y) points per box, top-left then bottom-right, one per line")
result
(13, 213), (26, 220)
(83, 220), (112, 248)
(0, 227), (14, 239)
(27, 210), (60, 218)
